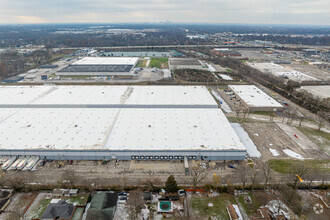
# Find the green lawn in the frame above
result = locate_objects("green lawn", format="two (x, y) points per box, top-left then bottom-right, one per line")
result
(192, 193), (236, 219)
(149, 57), (168, 68)
(237, 193), (263, 216)
(269, 159), (330, 174)
(252, 111), (273, 116)
(297, 127), (330, 152)
(226, 68), (233, 73)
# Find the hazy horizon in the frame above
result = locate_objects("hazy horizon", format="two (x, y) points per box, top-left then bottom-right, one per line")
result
(0, 0), (329, 25)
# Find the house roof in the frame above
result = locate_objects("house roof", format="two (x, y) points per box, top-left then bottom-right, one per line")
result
(41, 200), (74, 219)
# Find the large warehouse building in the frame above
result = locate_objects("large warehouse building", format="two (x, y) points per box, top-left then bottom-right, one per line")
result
(56, 57), (139, 76)
(228, 85), (283, 112)
(0, 86), (246, 161)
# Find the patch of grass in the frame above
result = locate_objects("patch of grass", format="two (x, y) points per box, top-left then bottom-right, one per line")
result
(136, 60), (147, 67)
(237, 193), (262, 215)
(149, 57), (168, 68)
(269, 159), (330, 174)
(252, 111), (273, 116)
(192, 193), (235, 219)
(34, 198), (52, 219)
(226, 116), (271, 123)
(297, 127), (330, 152)
(67, 194), (89, 205)
(226, 68), (233, 73)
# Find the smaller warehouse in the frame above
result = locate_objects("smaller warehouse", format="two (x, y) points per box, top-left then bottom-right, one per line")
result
(56, 57), (139, 77)
(1, 75), (24, 83)
(228, 85), (283, 112)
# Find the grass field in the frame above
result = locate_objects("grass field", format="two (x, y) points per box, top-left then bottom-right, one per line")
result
(252, 111), (273, 116)
(136, 60), (147, 67)
(149, 57), (168, 68)
(297, 127), (330, 152)
(269, 159), (330, 174)
(192, 193), (235, 219)
(237, 193), (264, 216)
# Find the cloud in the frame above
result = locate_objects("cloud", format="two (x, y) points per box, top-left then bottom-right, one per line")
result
(0, 0), (329, 25)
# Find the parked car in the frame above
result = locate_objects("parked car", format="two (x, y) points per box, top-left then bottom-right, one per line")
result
(228, 164), (236, 169)
(68, 160), (73, 165)
(38, 160), (45, 166)
(178, 189), (186, 196)
(118, 196), (127, 204)
(118, 192), (127, 196)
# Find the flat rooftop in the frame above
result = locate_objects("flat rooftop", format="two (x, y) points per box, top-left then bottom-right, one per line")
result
(247, 62), (319, 82)
(0, 86), (217, 107)
(58, 65), (134, 73)
(298, 85), (330, 99)
(229, 85), (283, 108)
(0, 108), (119, 150)
(0, 85), (245, 152)
(106, 108), (245, 151)
(73, 57), (139, 65)
(0, 108), (245, 151)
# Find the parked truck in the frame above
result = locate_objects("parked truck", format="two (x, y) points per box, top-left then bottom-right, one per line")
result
(1, 157), (17, 170)
(17, 156), (30, 170)
(23, 156), (39, 170)
(8, 156), (25, 170)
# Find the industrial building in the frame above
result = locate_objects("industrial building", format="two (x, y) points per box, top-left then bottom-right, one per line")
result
(56, 57), (139, 77)
(1, 75), (24, 83)
(228, 85), (283, 112)
(0, 85), (246, 161)
(247, 62), (319, 82)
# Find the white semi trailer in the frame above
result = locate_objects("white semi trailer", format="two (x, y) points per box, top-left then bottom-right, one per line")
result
(8, 156), (25, 170)
(0, 156), (10, 165)
(23, 156), (39, 170)
(17, 156), (31, 170)
(1, 157), (17, 170)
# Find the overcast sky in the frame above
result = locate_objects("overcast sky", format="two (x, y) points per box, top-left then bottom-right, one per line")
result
(0, 0), (329, 25)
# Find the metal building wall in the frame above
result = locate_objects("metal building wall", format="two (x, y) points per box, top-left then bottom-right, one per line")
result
(0, 149), (247, 161)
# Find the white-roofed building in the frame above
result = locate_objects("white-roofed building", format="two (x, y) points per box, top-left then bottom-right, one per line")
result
(229, 85), (283, 112)
(56, 57), (139, 76)
(0, 85), (246, 161)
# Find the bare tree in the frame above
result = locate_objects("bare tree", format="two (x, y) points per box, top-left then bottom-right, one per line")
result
(141, 177), (162, 191)
(234, 105), (242, 118)
(242, 107), (250, 119)
(316, 111), (329, 131)
(260, 161), (272, 187)
(126, 190), (145, 220)
(306, 168), (319, 188)
(236, 165), (248, 188)
(249, 165), (260, 190)
(190, 165), (208, 193)
(288, 163), (310, 189)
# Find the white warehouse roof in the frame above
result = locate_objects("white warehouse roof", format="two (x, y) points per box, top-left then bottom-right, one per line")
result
(73, 57), (139, 65)
(0, 108), (245, 151)
(229, 85), (283, 108)
(0, 86), (217, 107)
(0, 85), (245, 152)
(0, 108), (119, 150)
(106, 108), (245, 151)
